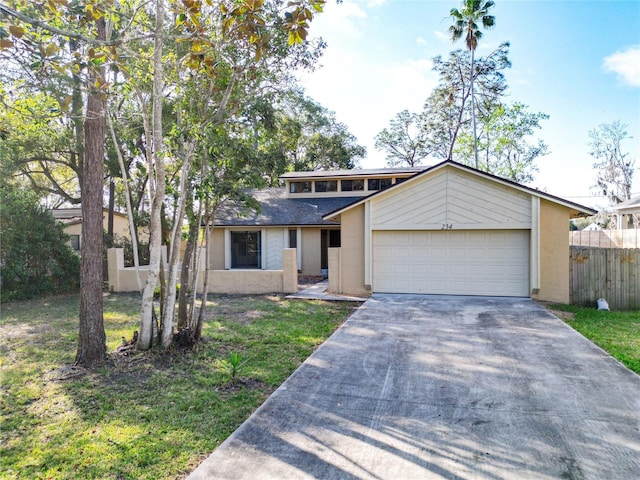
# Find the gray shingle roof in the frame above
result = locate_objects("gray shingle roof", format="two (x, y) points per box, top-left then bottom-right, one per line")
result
(213, 188), (360, 226)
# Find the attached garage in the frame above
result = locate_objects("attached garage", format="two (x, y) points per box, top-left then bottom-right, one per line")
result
(373, 230), (529, 296)
(324, 161), (596, 304)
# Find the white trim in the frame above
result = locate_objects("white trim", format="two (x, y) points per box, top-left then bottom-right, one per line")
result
(297, 227), (302, 269)
(530, 197), (541, 291)
(286, 190), (371, 199)
(225, 227), (265, 270)
(364, 202), (371, 284)
(224, 228), (231, 269)
(371, 222), (533, 231)
(261, 228), (267, 270)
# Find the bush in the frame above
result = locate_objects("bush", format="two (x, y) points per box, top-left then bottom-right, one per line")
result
(0, 183), (80, 302)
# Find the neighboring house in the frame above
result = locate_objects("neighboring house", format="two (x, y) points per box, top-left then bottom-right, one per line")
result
(50, 208), (131, 251)
(210, 160), (595, 304)
(612, 195), (640, 229)
(582, 222), (602, 231)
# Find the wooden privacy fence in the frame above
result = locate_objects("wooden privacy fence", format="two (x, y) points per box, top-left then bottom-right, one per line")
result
(570, 246), (640, 310)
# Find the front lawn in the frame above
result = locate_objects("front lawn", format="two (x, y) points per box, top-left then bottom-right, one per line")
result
(547, 303), (640, 374)
(0, 293), (358, 480)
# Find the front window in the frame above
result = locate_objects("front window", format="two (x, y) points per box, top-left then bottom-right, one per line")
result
(290, 181), (311, 193)
(341, 179), (364, 192)
(231, 231), (261, 268)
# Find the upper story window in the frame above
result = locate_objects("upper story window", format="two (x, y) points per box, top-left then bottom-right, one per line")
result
(341, 179), (364, 192)
(315, 180), (337, 193)
(368, 178), (393, 191)
(290, 181), (312, 193)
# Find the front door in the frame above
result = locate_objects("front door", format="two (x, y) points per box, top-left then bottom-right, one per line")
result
(320, 229), (341, 271)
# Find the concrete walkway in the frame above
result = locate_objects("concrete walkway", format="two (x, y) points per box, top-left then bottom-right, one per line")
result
(188, 295), (640, 480)
(286, 280), (368, 302)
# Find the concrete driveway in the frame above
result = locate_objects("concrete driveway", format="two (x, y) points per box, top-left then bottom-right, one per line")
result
(188, 295), (640, 480)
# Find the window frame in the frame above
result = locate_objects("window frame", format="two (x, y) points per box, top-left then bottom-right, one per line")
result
(367, 178), (393, 191)
(315, 180), (338, 193)
(230, 230), (262, 269)
(289, 181), (312, 194)
(341, 179), (364, 192)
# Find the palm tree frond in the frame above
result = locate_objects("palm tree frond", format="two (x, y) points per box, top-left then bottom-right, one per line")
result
(449, 25), (464, 42)
(482, 15), (495, 28)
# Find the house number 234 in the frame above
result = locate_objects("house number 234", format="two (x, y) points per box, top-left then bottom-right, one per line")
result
(441, 224), (453, 230)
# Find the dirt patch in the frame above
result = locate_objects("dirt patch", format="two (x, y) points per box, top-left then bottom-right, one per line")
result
(212, 309), (265, 324)
(216, 377), (271, 393)
(537, 301), (575, 321)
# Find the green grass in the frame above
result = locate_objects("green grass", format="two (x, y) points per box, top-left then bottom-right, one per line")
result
(548, 303), (640, 374)
(0, 292), (358, 479)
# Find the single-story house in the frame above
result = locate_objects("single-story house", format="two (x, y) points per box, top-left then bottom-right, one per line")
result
(50, 207), (132, 251)
(612, 195), (640, 229)
(209, 160), (596, 304)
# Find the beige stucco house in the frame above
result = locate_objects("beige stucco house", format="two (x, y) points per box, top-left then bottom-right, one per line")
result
(50, 207), (131, 251)
(323, 161), (596, 303)
(208, 161), (595, 303)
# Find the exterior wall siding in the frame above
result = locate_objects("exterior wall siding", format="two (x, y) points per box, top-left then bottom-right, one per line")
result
(301, 228), (322, 276)
(534, 199), (570, 304)
(265, 228), (284, 270)
(338, 205), (369, 296)
(371, 169), (531, 229)
(107, 247), (297, 294)
(210, 228), (225, 270)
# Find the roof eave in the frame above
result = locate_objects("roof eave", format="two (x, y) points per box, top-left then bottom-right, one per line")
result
(323, 160), (598, 220)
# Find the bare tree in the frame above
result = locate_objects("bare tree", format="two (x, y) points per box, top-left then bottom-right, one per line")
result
(589, 120), (636, 228)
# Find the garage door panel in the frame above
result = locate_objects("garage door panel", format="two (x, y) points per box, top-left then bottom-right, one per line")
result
(373, 230), (529, 297)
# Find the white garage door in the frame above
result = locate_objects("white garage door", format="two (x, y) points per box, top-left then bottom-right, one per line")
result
(373, 230), (530, 296)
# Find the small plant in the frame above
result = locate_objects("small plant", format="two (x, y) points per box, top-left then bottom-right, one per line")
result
(226, 351), (248, 381)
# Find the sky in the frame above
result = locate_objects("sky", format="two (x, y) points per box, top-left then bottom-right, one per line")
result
(296, 0), (640, 210)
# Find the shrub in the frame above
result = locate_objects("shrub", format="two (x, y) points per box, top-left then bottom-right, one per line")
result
(0, 183), (80, 302)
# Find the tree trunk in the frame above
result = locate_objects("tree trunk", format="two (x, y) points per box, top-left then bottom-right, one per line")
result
(138, 0), (166, 350)
(70, 39), (84, 188)
(75, 19), (107, 368)
(177, 186), (196, 329)
(195, 211), (213, 340)
(106, 108), (143, 290)
(161, 171), (188, 348)
(470, 47), (479, 169)
(107, 179), (115, 241)
(187, 198), (205, 331)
